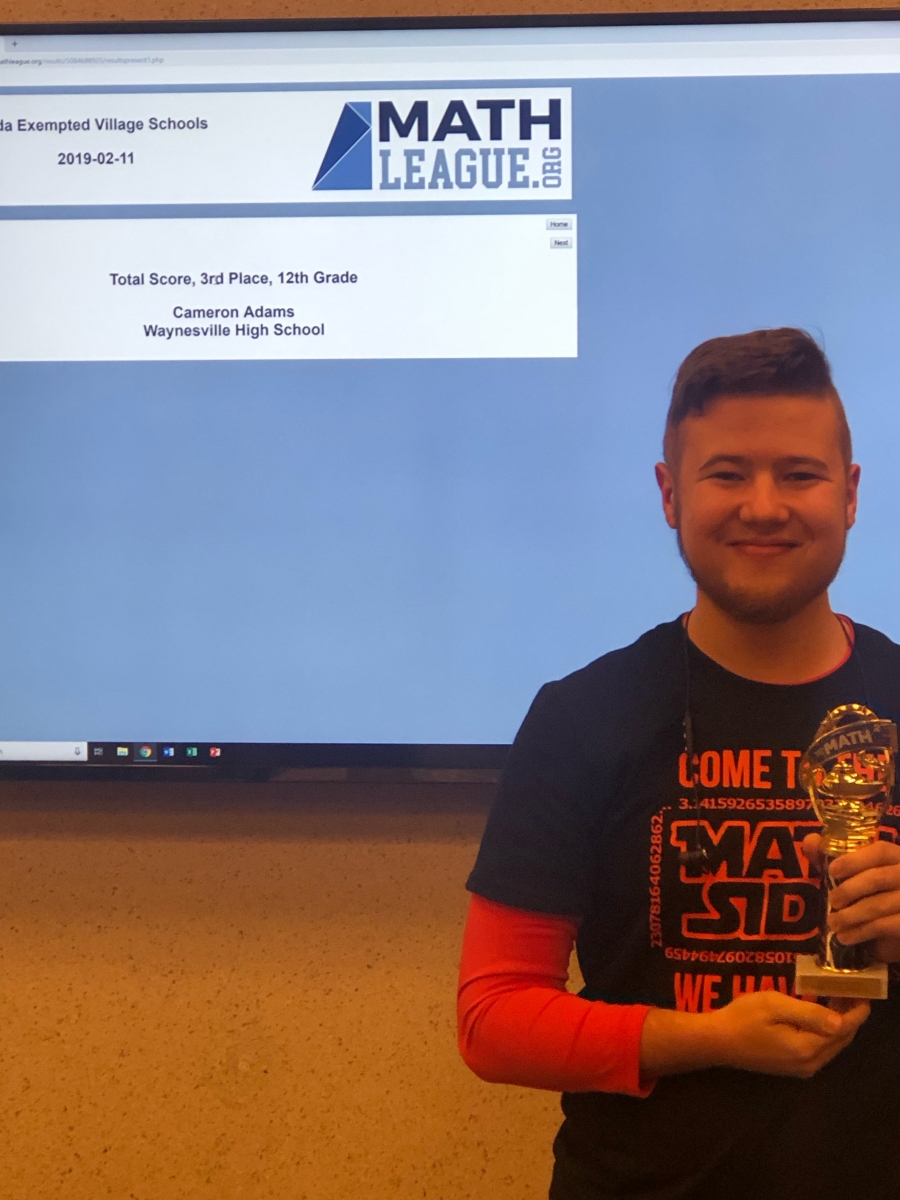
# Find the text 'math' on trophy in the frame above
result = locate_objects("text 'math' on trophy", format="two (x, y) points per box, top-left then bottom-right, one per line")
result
(796, 704), (897, 1000)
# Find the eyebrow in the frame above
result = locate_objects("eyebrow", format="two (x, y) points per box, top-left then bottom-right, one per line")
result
(697, 454), (832, 472)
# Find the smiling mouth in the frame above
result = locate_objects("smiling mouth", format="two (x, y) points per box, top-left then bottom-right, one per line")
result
(727, 541), (801, 556)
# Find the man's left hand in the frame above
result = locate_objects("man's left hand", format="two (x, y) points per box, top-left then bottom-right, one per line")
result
(803, 833), (900, 963)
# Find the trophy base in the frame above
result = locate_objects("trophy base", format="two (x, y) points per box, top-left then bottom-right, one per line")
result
(795, 954), (888, 1000)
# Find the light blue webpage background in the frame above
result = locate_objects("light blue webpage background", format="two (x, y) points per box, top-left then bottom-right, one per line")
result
(3, 71), (900, 743)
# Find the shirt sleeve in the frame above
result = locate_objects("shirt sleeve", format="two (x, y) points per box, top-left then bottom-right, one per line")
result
(457, 894), (654, 1097)
(466, 680), (607, 916)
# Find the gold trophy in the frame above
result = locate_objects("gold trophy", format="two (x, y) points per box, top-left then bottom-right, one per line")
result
(796, 704), (897, 999)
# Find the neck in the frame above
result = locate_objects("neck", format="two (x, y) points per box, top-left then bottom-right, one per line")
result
(687, 591), (849, 684)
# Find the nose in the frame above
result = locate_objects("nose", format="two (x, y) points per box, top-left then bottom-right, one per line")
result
(738, 474), (790, 527)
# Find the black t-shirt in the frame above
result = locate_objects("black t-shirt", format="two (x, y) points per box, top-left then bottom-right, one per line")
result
(467, 618), (900, 1200)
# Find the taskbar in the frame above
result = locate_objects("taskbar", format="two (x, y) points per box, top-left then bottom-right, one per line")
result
(0, 740), (507, 780)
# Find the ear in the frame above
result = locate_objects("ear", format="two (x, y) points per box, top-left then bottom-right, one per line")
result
(845, 463), (861, 530)
(655, 461), (678, 530)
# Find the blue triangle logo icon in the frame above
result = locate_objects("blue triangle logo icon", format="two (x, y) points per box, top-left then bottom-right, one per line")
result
(314, 102), (372, 191)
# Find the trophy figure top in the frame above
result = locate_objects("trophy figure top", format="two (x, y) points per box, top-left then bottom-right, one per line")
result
(800, 704), (898, 855)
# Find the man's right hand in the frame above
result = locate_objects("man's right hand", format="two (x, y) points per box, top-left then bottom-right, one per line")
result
(640, 992), (870, 1081)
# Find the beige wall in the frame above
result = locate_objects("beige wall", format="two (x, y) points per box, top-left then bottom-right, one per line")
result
(0, 3), (892, 1196)
(3, 0), (900, 25)
(0, 781), (567, 1200)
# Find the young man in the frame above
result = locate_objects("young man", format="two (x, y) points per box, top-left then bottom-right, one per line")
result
(459, 329), (900, 1200)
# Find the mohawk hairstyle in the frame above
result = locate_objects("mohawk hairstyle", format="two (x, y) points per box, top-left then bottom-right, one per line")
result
(664, 327), (851, 467)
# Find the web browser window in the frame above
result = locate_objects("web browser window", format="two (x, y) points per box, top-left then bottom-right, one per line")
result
(1, 19), (899, 765)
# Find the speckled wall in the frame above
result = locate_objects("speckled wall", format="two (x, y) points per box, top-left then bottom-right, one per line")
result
(0, 3), (892, 1197)
(0, 781), (566, 1200)
(3, 0), (900, 25)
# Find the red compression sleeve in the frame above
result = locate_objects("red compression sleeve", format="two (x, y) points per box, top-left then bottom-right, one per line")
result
(457, 894), (654, 1097)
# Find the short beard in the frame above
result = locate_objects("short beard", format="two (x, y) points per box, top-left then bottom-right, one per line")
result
(677, 531), (845, 626)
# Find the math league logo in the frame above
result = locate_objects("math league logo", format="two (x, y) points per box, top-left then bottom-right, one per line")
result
(312, 91), (570, 196)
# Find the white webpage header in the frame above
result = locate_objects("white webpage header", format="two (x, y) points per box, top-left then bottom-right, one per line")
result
(0, 88), (571, 206)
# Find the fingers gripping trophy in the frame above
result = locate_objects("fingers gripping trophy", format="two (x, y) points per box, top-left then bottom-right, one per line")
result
(796, 704), (899, 1000)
